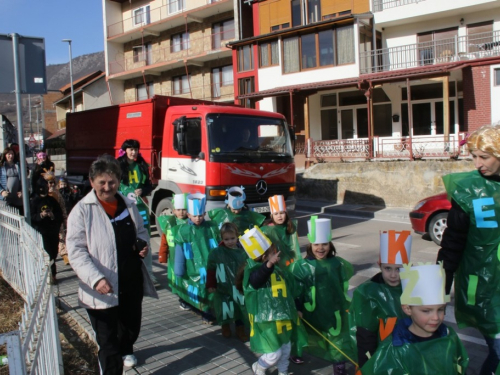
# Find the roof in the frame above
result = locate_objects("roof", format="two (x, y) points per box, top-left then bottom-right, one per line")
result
(46, 128), (66, 140)
(54, 72), (106, 105)
(59, 71), (104, 93)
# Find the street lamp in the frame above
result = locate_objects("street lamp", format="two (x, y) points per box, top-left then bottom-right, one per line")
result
(61, 39), (75, 112)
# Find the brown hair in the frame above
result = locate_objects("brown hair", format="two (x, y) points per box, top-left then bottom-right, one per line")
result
(0, 147), (17, 166)
(305, 242), (337, 259)
(270, 211), (296, 234)
(220, 222), (239, 238)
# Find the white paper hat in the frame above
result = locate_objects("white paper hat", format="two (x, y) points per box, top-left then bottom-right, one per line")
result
(239, 226), (272, 259)
(379, 230), (412, 265)
(400, 263), (450, 306)
(307, 216), (332, 244)
(187, 193), (206, 216)
(173, 193), (188, 210)
(225, 186), (246, 209)
(268, 195), (286, 214)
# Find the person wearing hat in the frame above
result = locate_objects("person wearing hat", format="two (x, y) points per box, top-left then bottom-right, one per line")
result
(117, 139), (155, 283)
(289, 216), (354, 375)
(208, 186), (265, 233)
(360, 263), (469, 374)
(349, 230), (412, 367)
(261, 195), (300, 270)
(173, 193), (220, 322)
(31, 151), (55, 194)
(236, 226), (307, 375)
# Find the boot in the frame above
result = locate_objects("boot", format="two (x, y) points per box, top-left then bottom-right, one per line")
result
(221, 324), (231, 338)
(62, 255), (70, 265)
(333, 362), (346, 375)
(252, 362), (266, 375)
(235, 325), (249, 342)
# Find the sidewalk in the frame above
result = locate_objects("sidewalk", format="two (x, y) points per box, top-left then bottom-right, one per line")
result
(54, 232), (339, 375)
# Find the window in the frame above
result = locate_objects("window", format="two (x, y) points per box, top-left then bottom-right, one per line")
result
(133, 6), (150, 27)
(468, 21), (494, 53)
(212, 19), (235, 49)
(291, 0), (321, 27)
(495, 68), (500, 86)
(133, 43), (152, 64)
(173, 75), (191, 95)
(168, 0), (185, 14)
(282, 24), (354, 73)
(260, 40), (279, 67)
(137, 82), (154, 101)
(237, 45), (253, 72)
(417, 27), (458, 65)
(238, 77), (255, 108)
(212, 66), (233, 98)
(270, 23), (290, 31)
(173, 117), (201, 156)
(171, 32), (190, 52)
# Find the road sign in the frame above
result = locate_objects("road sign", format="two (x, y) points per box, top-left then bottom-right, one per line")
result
(28, 135), (36, 149)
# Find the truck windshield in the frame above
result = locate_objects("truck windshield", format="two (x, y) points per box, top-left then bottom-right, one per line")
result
(206, 114), (293, 162)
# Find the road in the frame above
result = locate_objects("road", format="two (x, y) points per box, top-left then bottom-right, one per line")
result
(292, 208), (487, 374)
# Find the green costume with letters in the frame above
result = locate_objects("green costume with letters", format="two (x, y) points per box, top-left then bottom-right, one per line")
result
(261, 222), (301, 269)
(157, 215), (188, 294)
(120, 162), (150, 234)
(207, 245), (248, 325)
(173, 221), (220, 312)
(243, 259), (308, 354)
(443, 170), (500, 337)
(208, 208), (265, 233)
(290, 256), (355, 362)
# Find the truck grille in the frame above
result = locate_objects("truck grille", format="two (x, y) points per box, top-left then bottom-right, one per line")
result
(206, 184), (295, 204)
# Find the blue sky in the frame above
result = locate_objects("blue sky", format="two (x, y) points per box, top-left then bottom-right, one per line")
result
(0, 0), (104, 65)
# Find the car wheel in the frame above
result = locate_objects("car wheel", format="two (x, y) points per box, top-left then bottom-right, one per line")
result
(429, 212), (448, 245)
(155, 197), (174, 219)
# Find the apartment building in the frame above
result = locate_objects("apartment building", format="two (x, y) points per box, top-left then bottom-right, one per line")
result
(230, 0), (500, 160)
(103, 0), (244, 105)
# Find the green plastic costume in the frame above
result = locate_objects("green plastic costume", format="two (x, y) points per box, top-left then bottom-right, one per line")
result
(290, 256), (355, 362)
(261, 222), (301, 269)
(349, 276), (405, 358)
(120, 163), (150, 233)
(360, 322), (469, 375)
(207, 245), (248, 325)
(172, 221), (220, 312)
(443, 170), (500, 337)
(243, 258), (308, 354)
(208, 208), (265, 233)
(157, 215), (188, 293)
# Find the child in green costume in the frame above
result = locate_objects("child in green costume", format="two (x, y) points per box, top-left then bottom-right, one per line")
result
(261, 195), (301, 271)
(173, 193), (220, 323)
(207, 222), (249, 341)
(349, 230), (412, 367)
(290, 216), (354, 375)
(208, 186), (265, 233)
(237, 226), (307, 375)
(360, 263), (469, 375)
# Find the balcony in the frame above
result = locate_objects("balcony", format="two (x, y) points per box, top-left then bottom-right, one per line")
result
(107, 0), (233, 42)
(360, 30), (500, 74)
(372, 0), (426, 13)
(108, 29), (235, 80)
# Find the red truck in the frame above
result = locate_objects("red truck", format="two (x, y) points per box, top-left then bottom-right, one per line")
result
(66, 95), (296, 218)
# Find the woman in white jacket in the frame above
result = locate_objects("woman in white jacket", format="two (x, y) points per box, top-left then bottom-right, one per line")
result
(67, 155), (158, 375)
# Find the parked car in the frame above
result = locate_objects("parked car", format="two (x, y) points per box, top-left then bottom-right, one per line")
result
(409, 193), (451, 245)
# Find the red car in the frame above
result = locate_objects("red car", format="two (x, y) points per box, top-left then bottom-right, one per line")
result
(409, 193), (451, 245)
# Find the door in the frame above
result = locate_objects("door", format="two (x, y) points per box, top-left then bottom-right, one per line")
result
(412, 103), (431, 135)
(341, 109), (353, 139)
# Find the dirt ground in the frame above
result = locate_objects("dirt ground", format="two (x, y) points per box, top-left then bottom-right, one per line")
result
(0, 275), (99, 375)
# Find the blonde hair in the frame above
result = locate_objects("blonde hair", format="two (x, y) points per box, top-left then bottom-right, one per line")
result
(467, 125), (500, 158)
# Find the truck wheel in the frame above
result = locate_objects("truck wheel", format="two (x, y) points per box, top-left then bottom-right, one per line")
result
(155, 198), (174, 218)
(429, 212), (448, 246)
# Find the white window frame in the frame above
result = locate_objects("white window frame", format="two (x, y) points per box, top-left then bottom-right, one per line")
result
(168, 0), (186, 15)
(133, 6), (150, 27)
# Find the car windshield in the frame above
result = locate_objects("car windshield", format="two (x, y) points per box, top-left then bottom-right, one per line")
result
(206, 113), (293, 159)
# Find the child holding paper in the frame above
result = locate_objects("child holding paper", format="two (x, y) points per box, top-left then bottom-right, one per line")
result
(290, 216), (354, 375)
(173, 193), (220, 323)
(236, 226), (307, 375)
(261, 195), (301, 270)
(349, 230), (412, 367)
(360, 263), (469, 375)
(208, 186), (265, 233)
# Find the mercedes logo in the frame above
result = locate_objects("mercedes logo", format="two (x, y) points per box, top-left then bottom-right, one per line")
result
(256, 180), (268, 195)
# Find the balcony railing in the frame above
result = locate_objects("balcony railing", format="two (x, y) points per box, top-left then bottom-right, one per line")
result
(108, 29), (235, 76)
(107, 0), (225, 38)
(372, 0), (427, 12)
(360, 30), (500, 74)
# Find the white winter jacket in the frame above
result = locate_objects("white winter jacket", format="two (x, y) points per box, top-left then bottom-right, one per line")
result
(66, 190), (158, 309)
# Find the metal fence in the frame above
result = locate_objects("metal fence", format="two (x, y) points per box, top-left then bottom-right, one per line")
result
(372, 0), (426, 12)
(0, 203), (63, 375)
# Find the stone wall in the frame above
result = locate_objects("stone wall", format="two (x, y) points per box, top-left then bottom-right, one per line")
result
(297, 160), (473, 208)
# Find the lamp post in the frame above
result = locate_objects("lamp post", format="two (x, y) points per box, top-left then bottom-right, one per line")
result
(61, 39), (75, 112)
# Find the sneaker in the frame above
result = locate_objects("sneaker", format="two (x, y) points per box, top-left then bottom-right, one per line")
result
(221, 324), (231, 338)
(123, 354), (137, 367)
(289, 355), (304, 364)
(252, 361), (266, 375)
(179, 300), (191, 311)
(235, 325), (249, 342)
